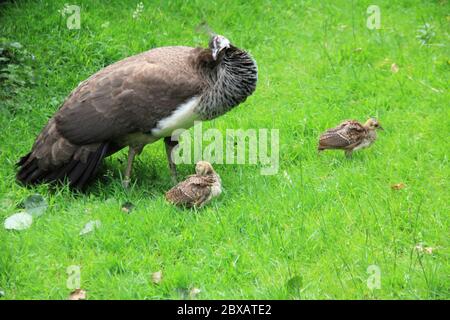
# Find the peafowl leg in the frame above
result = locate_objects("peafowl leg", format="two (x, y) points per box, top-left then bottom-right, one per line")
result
(164, 137), (178, 184)
(123, 147), (138, 188)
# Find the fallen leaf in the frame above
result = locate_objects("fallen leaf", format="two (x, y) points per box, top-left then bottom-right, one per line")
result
(189, 287), (201, 299)
(391, 63), (399, 73)
(4, 212), (33, 230)
(23, 194), (48, 217)
(415, 244), (434, 255)
(68, 289), (86, 300)
(121, 202), (135, 214)
(391, 183), (406, 190)
(79, 220), (101, 235)
(152, 271), (163, 284)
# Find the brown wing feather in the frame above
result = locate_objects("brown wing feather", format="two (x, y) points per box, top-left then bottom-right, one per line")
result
(55, 46), (205, 145)
(319, 120), (366, 150)
(165, 175), (214, 207)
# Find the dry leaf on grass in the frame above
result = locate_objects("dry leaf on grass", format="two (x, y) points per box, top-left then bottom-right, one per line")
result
(68, 289), (86, 300)
(189, 288), (201, 299)
(391, 63), (399, 73)
(152, 271), (163, 284)
(424, 247), (434, 254)
(415, 244), (435, 255)
(391, 183), (406, 190)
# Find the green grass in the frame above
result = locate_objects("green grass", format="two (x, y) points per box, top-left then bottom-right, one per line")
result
(0, 0), (449, 299)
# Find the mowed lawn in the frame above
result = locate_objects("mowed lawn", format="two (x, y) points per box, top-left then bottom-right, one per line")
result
(0, 0), (448, 299)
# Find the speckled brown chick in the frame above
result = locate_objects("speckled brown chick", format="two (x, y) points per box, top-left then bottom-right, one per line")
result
(165, 161), (222, 208)
(318, 118), (383, 157)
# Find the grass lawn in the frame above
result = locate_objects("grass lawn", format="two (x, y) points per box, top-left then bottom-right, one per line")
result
(0, 0), (448, 299)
